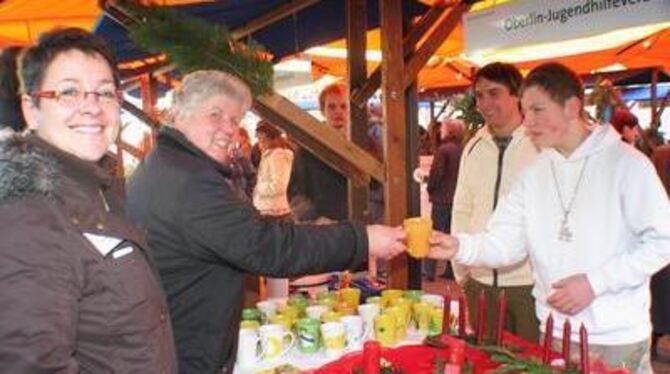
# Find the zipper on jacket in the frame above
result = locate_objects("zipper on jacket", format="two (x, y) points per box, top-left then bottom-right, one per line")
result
(98, 188), (110, 212)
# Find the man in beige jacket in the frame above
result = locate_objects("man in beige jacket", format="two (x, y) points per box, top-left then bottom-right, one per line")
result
(452, 62), (539, 342)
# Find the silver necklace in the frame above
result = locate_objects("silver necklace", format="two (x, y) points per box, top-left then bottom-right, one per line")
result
(550, 157), (589, 242)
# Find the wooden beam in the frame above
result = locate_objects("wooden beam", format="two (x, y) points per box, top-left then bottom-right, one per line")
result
(402, 3), (470, 90)
(381, 0), (408, 288)
(119, 140), (145, 159)
(351, 4), (448, 109)
(121, 100), (161, 129)
(231, 0), (322, 40)
(254, 92), (384, 185)
(651, 67), (659, 129)
(347, 0), (370, 224)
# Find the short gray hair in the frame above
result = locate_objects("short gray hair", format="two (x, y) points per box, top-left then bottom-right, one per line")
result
(172, 70), (252, 119)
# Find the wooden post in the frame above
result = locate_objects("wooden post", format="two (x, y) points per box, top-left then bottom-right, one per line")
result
(380, 0), (408, 289)
(346, 0), (370, 223)
(347, 0), (377, 278)
(139, 73), (158, 146)
(651, 67), (659, 129)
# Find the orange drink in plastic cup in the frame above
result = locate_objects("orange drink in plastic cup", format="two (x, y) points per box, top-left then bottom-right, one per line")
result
(403, 217), (432, 258)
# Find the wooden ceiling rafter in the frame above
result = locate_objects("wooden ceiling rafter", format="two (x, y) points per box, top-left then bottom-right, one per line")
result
(103, 0), (384, 184)
(402, 2), (470, 90)
(230, 0), (322, 41)
(350, 2), (447, 109)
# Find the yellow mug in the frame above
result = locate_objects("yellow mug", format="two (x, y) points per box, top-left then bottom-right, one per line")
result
(240, 320), (260, 330)
(374, 313), (397, 347)
(270, 314), (293, 331)
(412, 302), (432, 335)
(321, 310), (342, 323)
(385, 306), (407, 340)
(428, 306), (444, 337)
(381, 289), (403, 308)
(403, 217), (433, 258)
(339, 287), (361, 308)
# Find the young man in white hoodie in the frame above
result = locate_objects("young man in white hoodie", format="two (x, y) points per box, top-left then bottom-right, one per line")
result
(428, 62), (670, 372)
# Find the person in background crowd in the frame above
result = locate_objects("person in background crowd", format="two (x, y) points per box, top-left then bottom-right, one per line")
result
(429, 62), (670, 372)
(229, 127), (256, 199)
(126, 70), (407, 374)
(610, 107), (641, 145)
(253, 120), (293, 219)
(0, 28), (177, 373)
(0, 46), (27, 131)
(451, 62), (540, 343)
(253, 120), (294, 299)
(423, 118), (464, 281)
(289, 82), (350, 221)
(236, 126), (252, 158)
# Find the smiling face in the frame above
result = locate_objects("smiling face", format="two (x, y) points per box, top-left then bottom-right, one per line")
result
(474, 77), (522, 137)
(21, 49), (120, 161)
(174, 94), (245, 164)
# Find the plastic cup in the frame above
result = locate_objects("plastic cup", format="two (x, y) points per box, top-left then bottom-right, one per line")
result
(403, 217), (432, 258)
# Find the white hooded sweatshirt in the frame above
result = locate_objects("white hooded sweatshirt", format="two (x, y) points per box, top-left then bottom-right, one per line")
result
(455, 124), (670, 345)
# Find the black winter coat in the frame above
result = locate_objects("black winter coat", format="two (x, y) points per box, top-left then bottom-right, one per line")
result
(127, 127), (368, 373)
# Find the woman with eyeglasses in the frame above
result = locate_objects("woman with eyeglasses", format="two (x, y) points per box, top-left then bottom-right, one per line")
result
(0, 28), (178, 373)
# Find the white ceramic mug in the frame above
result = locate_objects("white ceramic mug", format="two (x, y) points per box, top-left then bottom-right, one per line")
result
(256, 300), (278, 322)
(340, 315), (366, 349)
(305, 304), (329, 320)
(258, 324), (294, 361)
(320, 321), (347, 359)
(357, 303), (380, 340)
(420, 294), (444, 308)
(236, 328), (264, 368)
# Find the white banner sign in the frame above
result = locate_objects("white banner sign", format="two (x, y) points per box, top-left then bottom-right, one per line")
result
(464, 0), (670, 55)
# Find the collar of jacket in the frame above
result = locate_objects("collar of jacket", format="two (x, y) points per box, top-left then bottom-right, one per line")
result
(31, 134), (116, 190)
(158, 126), (235, 179)
(0, 132), (115, 202)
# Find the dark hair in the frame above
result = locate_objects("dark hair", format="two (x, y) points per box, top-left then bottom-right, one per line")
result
(473, 62), (523, 96)
(610, 108), (638, 133)
(318, 82), (347, 112)
(0, 47), (26, 131)
(256, 121), (283, 140)
(256, 121), (288, 149)
(19, 28), (119, 102)
(521, 62), (583, 106)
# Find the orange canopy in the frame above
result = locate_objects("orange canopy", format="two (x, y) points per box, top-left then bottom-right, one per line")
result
(0, 0), (208, 47)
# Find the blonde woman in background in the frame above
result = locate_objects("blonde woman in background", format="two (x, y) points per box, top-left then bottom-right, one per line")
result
(253, 121), (295, 299)
(253, 120), (293, 219)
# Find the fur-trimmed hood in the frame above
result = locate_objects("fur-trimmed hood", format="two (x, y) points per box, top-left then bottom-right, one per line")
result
(0, 131), (61, 203)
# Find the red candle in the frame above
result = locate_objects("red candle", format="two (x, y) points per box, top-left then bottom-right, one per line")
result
(443, 294), (452, 335)
(562, 319), (571, 368)
(362, 341), (381, 374)
(458, 294), (467, 337)
(542, 314), (554, 364)
(476, 290), (486, 345)
(449, 339), (466, 366)
(495, 291), (507, 346)
(580, 324), (590, 374)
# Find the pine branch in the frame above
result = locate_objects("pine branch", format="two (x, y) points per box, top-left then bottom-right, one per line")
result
(123, 2), (274, 96)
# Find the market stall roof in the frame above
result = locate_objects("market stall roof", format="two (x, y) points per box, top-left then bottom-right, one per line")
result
(1, 0), (667, 92)
(0, 0), (205, 46)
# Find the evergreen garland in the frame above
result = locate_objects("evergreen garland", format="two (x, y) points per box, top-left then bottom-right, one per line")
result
(124, 2), (274, 96)
(454, 89), (485, 138)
